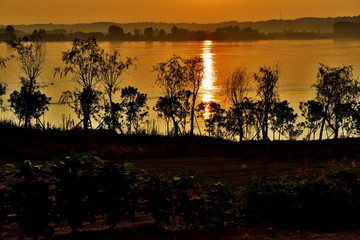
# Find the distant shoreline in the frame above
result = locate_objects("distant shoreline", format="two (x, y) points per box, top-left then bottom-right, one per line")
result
(1, 15), (359, 42)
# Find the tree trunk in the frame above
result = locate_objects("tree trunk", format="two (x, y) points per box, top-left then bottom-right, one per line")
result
(83, 114), (89, 131)
(171, 116), (179, 137)
(319, 118), (326, 140)
(189, 95), (196, 136)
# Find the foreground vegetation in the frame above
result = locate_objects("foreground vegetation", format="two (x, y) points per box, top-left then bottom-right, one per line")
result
(0, 153), (359, 239)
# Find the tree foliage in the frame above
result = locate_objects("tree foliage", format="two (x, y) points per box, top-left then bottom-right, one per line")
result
(197, 101), (225, 137)
(119, 86), (149, 134)
(301, 64), (360, 139)
(8, 35), (51, 129)
(225, 67), (250, 141)
(56, 37), (103, 130)
(100, 51), (135, 132)
(183, 57), (204, 136)
(254, 65), (280, 140)
(0, 57), (8, 110)
(153, 55), (188, 137)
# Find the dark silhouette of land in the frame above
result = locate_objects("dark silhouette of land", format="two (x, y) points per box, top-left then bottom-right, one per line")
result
(1, 15), (360, 41)
(2, 15), (360, 33)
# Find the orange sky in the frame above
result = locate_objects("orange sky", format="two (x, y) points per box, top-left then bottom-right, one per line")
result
(1, 0), (359, 25)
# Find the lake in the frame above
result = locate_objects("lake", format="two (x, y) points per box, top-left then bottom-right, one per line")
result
(0, 39), (359, 133)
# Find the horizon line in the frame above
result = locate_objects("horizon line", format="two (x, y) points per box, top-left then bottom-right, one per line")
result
(1, 14), (359, 27)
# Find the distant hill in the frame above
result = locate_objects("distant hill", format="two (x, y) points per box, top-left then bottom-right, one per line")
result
(1, 15), (360, 34)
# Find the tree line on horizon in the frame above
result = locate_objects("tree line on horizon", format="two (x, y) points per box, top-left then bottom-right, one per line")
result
(0, 35), (360, 141)
(1, 21), (359, 42)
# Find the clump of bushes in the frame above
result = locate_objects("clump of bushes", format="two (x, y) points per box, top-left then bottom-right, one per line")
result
(0, 155), (360, 239)
(243, 165), (360, 229)
(1, 154), (241, 239)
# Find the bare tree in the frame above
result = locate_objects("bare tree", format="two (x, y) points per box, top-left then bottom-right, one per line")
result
(183, 57), (204, 136)
(225, 67), (250, 141)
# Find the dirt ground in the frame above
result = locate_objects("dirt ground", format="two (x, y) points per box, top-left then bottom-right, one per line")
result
(2, 219), (360, 240)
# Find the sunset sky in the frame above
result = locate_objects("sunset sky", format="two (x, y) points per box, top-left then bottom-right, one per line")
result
(1, 0), (359, 25)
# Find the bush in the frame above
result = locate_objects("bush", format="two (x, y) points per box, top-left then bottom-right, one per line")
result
(96, 161), (138, 229)
(137, 171), (175, 226)
(50, 154), (104, 232)
(7, 160), (53, 239)
(0, 170), (11, 229)
(242, 166), (360, 229)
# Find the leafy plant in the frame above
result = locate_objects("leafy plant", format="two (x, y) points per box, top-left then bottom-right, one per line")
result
(8, 160), (53, 239)
(0, 170), (11, 229)
(50, 154), (104, 233)
(96, 161), (138, 229)
(137, 171), (175, 226)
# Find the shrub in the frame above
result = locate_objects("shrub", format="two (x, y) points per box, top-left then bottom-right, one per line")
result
(137, 171), (175, 226)
(0, 170), (11, 228)
(7, 160), (53, 239)
(50, 154), (104, 233)
(242, 166), (360, 229)
(96, 161), (138, 229)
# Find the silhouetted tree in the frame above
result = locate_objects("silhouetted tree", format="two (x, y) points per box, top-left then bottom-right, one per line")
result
(0, 58), (7, 110)
(270, 100), (298, 140)
(240, 99), (264, 140)
(5, 25), (16, 39)
(100, 51), (134, 132)
(158, 29), (166, 39)
(0, 83), (6, 110)
(153, 55), (187, 137)
(8, 35), (51, 129)
(31, 29), (46, 39)
(178, 90), (191, 133)
(183, 57), (204, 136)
(120, 86), (149, 134)
(154, 96), (177, 135)
(313, 64), (360, 139)
(352, 102), (360, 135)
(254, 65), (280, 140)
(299, 100), (324, 140)
(333, 22), (360, 38)
(108, 25), (125, 39)
(225, 101), (248, 140)
(144, 27), (154, 39)
(56, 37), (103, 131)
(133, 28), (141, 37)
(224, 67), (250, 141)
(197, 101), (225, 137)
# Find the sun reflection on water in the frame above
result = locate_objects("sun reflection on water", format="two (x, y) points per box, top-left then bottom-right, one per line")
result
(201, 40), (216, 118)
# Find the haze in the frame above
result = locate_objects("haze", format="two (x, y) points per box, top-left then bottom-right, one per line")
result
(1, 0), (360, 25)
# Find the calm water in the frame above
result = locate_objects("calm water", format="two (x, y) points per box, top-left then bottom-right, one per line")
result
(0, 39), (359, 131)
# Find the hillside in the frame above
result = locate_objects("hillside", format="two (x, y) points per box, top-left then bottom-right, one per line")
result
(1, 15), (360, 34)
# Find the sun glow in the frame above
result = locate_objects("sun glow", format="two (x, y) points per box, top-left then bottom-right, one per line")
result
(200, 40), (216, 119)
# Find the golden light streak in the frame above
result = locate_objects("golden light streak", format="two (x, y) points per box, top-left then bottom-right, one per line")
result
(200, 40), (216, 119)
